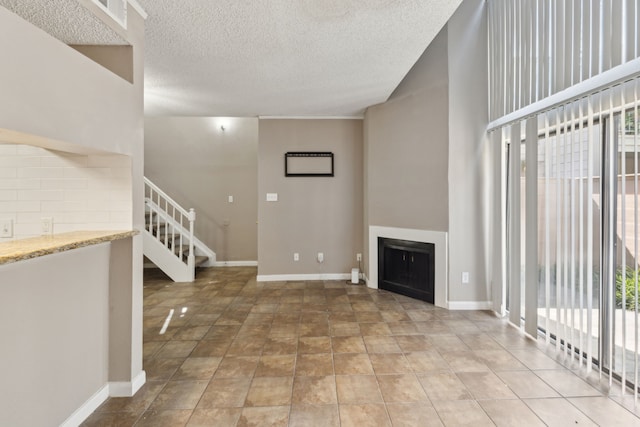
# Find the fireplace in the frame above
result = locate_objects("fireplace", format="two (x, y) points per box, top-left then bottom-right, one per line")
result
(378, 237), (435, 304)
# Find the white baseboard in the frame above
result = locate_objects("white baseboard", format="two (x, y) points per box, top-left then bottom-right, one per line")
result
(213, 260), (258, 267)
(59, 371), (147, 426)
(109, 370), (146, 397)
(447, 301), (493, 310)
(257, 273), (351, 282)
(60, 384), (110, 427)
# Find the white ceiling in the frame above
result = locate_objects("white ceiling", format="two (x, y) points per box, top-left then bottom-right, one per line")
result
(0, 0), (127, 45)
(2, 0), (462, 118)
(138, 0), (462, 117)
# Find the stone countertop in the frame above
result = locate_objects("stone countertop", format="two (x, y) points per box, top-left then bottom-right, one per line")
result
(0, 230), (138, 265)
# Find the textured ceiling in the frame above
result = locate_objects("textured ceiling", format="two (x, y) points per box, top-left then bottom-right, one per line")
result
(138, 0), (463, 117)
(0, 0), (127, 45)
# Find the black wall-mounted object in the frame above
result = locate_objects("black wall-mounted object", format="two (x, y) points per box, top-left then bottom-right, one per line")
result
(378, 237), (435, 304)
(285, 152), (334, 177)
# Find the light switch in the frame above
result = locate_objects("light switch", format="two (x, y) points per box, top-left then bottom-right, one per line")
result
(462, 272), (470, 283)
(266, 193), (278, 202)
(228, 195), (234, 203)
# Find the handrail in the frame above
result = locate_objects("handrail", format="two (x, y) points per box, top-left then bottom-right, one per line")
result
(144, 177), (195, 270)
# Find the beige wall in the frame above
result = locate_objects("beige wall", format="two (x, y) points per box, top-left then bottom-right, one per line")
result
(258, 119), (363, 277)
(447, 0), (491, 302)
(0, 245), (111, 427)
(363, 24), (449, 276)
(363, 0), (492, 305)
(0, 4), (146, 423)
(145, 117), (258, 261)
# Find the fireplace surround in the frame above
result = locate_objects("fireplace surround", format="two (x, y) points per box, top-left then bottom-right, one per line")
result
(368, 226), (447, 308)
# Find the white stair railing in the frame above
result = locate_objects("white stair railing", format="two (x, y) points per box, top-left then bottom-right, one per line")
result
(144, 177), (195, 270)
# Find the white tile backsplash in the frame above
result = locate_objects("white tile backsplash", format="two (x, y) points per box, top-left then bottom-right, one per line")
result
(0, 144), (132, 241)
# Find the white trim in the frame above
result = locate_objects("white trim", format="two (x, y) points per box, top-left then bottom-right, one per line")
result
(109, 370), (146, 397)
(59, 384), (109, 427)
(127, 0), (148, 19)
(258, 116), (364, 120)
(447, 301), (493, 310)
(368, 226), (448, 309)
(257, 273), (351, 282)
(213, 260), (258, 267)
(488, 57), (640, 131)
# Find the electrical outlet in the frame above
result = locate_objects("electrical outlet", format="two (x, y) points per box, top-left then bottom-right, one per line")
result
(41, 217), (53, 235)
(294, 253), (299, 261)
(356, 253), (362, 262)
(228, 195), (234, 203)
(317, 252), (324, 263)
(1, 218), (12, 238)
(462, 272), (470, 284)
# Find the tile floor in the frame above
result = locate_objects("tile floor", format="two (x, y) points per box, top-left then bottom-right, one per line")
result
(82, 267), (640, 426)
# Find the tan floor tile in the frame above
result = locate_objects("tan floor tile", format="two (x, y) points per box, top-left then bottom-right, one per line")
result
(269, 323), (299, 337)
(262, 336), (297, 355)
(197, 378), (252, 408)
(298, 336), (332, 354)
(225, 338), (266, 356)
(97, 381), (165, 413)
(458, 333), (503, 350)
(387, 321), (420, 335)
(479, 399), (546, 426)
(148, 380), (208, 410)
(386, 402), (442, 427)
(414, 320), (452, 335)
(299, 323), (330, 337)
(431, 335), (471, 352)
(376, 374), (428, 403)
(369, 354), (412, 374)
(156, 341), (198, 359)
(567, 396), (640, 425)
(143, 341), (165, 359)
(289, 404), (340, 427)
(432, 400), (494, 426)
(237, 406), (289, 427)
(187, 408), (242, 427)
(173, 357), (222, 380)
(394, 334), (433, 352)
(214, 356), (259, 378)
(508, 348), (565, 370)
(334, 353), (374, 375)
(245, 376), (293, 407)
(339, 403), (391, 427)
(173, 325), (212, 341)
(404, 351), (449, 372)
(144, 358), (185, 382)
(523, 398), (597, 426)
(332, 336), (366, 353)
(440, 351), (491, 372)
(203, 325), (240, 340)
(255, 354), (296, 377)
(355, 311), (384, 322)
(296, 353), (334, 376)
(534, 369), (602, 397)
(417, 372), (473, 401)
(329, 311), (357, 322)
(190, 339), (231, 357)
(457, 371), (518, 400)
(135, 409), (192, 427)
(335, 375), (383, 404)
(380, 310), (412, 322)
(496, 370), (560, 398)
(364, 336), (401, 353)
(474, 349), (528, 371)
(292, 376), (337, 404)
(81, 411), (140, 427)
(359, 322), (392, 336)
(330, 322), (361, 337)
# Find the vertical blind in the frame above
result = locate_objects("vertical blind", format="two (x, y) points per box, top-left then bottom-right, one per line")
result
(488, 0), (640, 121)
(488, 0), (640, 394)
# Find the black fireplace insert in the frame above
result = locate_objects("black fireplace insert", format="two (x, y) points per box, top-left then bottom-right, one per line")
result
(378, 237), (435, 304)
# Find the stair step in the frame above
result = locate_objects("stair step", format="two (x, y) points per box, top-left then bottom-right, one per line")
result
(194, 255), (208, 267)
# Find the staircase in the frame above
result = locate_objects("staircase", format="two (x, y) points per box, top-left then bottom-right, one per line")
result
(143, 177), (216, 282)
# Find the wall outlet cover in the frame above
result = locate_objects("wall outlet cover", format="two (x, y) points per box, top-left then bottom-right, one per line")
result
(294, 253), (299, 261)
(41, 217), (53, 235)
(317, 252), (324, 263)
(0, 219), (13, 238)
